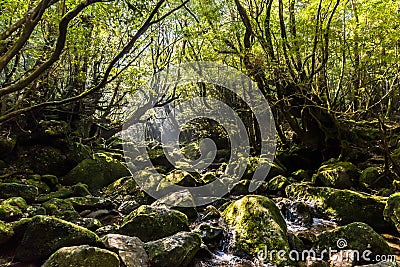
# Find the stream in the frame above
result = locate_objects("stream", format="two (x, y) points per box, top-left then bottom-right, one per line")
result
(192, 197), (339, 267)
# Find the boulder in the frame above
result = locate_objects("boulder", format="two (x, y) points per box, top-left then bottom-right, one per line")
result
(42, 245), (120, 267)
(383, 192), (400, 233)
(151, 189), (197, 219)
(145, 231), (201, 267)
(62, 153), (130, 192)
(42, 198), (79, 220)
(36, 183), (91, 202)
(221, 195), (290, 265)
(313, 162), (358, 189)
(286, 183), (393, 231)
(119, 205), (189, 242)
(316, 222), (392, 264)
(0, 183), (38, 203)
(104, 176), (152, 205)
(0, 202), (23, 222)
(359, 167), (380, 188)
(15, 215), (101, 262)
(103, 234), (149, 267)
(68, 196), (114, 212)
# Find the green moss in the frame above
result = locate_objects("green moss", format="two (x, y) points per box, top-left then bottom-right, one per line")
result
(42, 245), (120, 267)
(36, 183), (91, 203)
(62, 153), (130, 192)
(0, 220), (14, 245)
(42, 198), (78, 220)
(316, 222), (392, 263)
(26, 179), (51, 194)
(221, 195), (290, 265)
(15, 215), (101, 262)
(359, 167), (380, 188)
(383, 192), (400, 233)
(313, 161), (358, 189)
(0, 203), (23, 222)
(286, 183), (393, 231)
(145, 231), (201, 267)
(0, 183), (38, 203)
(119, 205), (189, 242)
(2, 197), (27, 210)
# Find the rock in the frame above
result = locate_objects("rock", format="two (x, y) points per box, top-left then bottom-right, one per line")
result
(383, 192), (400, 233)
(292, 169), (311, 181)
(72, 217), (102, 231)
(0, 220), (13, 245)
(329, 250), (357, 267)
(316, 222), (392, 263)
(40, 174), (59, 189)
(195, 223), (223, 248)
(359, 167), (380, 188)
(313, 162), (358, 189)
(103, 234), (149, 267)
(36, 183), (91, 202)
(15, 215), (101, 262)
(221, 195), (290, 264)
(151, 189), (197, 219)
(61, 153), (130, 192)
(104, 176), (152, 205)
(266, 175), (291, 194)
(0, 183), (38, 203)
(2, 197), (27, 210)
(119, 205), (189, 242)
(26, 178), (51, 194)
(68, 196), (114, 212)
(42, 245), (120, 267)
(118, 200), (140, 215)
(286, 183), (393, 231)
(0, 202), (23, 222)
(230, 179), (250, 195)
(163, 169), (199, 187)
(42, 198), (79, 220)
(145, 231), (201, 267)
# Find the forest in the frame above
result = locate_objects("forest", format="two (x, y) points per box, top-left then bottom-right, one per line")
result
(0, 0), (400, 266)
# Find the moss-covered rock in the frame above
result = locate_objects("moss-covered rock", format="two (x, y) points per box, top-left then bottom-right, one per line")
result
(119, 205), (189, 242)
(383, 192), (400, 233)
(26, 178), (50, 194)
(145, 231), (201, 267)
(0, 183), (38, 203)
(36, 183), (91, 202)
(285, 183), (393, 231)
(15, 215), (101, 262)
(0, 198), (25, 222)
(266, 175), (291, 194)
(313, 162), (358, 189)
(104, 176), (153, 205)
(42, 245), (120, 267)
(0, 220), (14, 245)
(42, 198), (79, 220)
(164, 169), (200, 187)
(316, 222), (392, 263)
(61, 153), (130, 192)
(40, 174), (59, 189)
(221, 195), (290, 265)
(68, 196), (114, 212)
(359, 167), (380, 188)
(151, 190), (197, 220)
(103, 234), (149, 267)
